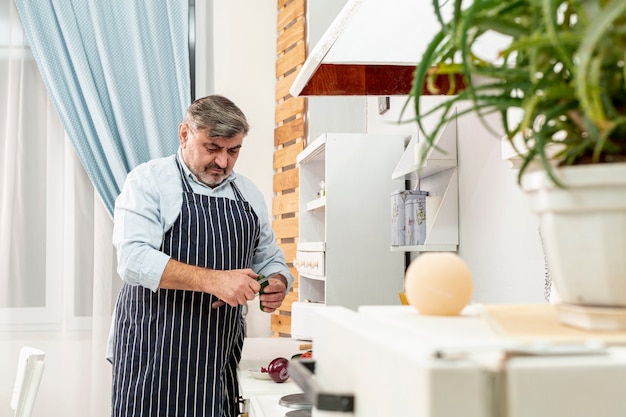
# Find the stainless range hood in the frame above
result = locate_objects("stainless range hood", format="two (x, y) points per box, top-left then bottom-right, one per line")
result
(289, 0), (463, 97)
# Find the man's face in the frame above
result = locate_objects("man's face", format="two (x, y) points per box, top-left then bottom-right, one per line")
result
(179, 123), (243, 188)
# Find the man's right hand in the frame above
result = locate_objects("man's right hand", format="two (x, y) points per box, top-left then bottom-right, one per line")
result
(158, 259), (260, 308)
(209, 269), (261, 308)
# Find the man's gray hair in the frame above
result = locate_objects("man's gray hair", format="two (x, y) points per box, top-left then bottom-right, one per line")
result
(184, 95), (249, 138)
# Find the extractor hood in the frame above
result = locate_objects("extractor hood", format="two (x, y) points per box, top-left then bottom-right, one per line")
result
(289, 0), (464, 97)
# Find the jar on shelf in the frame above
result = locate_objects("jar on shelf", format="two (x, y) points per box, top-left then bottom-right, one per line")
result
(317, 180), (326, 198)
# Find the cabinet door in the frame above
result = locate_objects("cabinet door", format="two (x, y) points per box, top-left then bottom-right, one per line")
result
(297, 133), (406, 311)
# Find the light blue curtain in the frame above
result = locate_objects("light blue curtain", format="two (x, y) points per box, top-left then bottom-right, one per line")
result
(14, 1), (190, 215)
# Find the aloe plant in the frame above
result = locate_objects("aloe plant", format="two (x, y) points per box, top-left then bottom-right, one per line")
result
(404, 0), (626, 184)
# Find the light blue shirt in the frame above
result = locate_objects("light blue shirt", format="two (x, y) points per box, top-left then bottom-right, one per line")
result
(112, 149), (294, 292)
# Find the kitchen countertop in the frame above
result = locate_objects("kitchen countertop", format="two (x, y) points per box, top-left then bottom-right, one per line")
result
(238, 337), (308, 417)
(238, 359), (303, 398)
(249, 394), (308, 417)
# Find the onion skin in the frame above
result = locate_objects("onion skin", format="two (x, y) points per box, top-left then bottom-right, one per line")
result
(267, 357), (289, 383)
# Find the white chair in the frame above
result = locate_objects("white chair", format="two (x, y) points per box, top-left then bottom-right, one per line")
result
(10, 347), (46, 417)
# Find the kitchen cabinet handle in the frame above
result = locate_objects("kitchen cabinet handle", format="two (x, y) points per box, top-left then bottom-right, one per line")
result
(288, 359), (354, 412)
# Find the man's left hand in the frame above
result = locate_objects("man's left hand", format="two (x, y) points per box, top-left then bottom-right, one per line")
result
(259, 275), (288, 313)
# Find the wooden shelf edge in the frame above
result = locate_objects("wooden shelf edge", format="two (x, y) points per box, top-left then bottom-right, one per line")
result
(295, 64), (465, 96)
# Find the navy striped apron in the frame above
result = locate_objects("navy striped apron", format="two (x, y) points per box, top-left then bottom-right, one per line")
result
(112, 159), (260, 417)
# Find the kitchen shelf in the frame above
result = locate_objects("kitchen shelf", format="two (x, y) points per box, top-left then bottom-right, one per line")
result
(392, 135), (457, 179)
(306, 196), (326, 211)
(391, 114), (459, 252)
(292, 132), (406, 339)
(392, 116), (457, 181)
(298, 273), (326, 281)
(390, 244), (458, 252)
(297, 135), (326, 165)
(297, 241), (325, 252)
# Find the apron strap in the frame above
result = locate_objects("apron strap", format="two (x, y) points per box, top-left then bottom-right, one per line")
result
(174, 156), (194, 194)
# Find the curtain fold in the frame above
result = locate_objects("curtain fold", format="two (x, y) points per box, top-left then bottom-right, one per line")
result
(1, 0), (49, 311)
(13, 0), (190, 215)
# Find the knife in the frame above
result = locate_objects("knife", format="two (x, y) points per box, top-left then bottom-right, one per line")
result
(211, 274), (271, 309)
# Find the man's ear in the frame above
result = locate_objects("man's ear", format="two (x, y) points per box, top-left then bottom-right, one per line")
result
(178, 123), (188, 147)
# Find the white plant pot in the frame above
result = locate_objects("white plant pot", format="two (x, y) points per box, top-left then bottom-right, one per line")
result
(522, 163), (626, 330)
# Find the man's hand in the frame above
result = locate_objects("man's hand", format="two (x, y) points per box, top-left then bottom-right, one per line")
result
(209, 269), (261, 308)
(158, 259), (260, 308)
(258, 275), (288, 313)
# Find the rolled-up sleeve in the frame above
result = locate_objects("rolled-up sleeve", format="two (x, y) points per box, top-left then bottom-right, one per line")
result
(112, 164), (173, 291)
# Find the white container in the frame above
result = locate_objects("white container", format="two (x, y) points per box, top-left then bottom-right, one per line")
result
(522, 163), (626, 329)
(405, 191), (428, 245)
(390, 190), (407, 245)
(392, 190), (428, 245)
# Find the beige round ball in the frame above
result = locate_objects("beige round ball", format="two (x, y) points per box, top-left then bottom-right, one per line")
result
(404, 252), (473, 316)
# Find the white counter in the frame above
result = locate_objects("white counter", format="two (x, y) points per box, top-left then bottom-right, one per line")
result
(309, 305), (626, 417)
(239, 337), (308, 417)
(249, 394), (303, 417)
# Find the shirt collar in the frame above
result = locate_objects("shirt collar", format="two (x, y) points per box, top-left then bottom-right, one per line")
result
(176, 148), (236, 190)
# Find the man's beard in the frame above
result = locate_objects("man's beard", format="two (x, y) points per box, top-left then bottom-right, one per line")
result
(197, 163), (227, 187)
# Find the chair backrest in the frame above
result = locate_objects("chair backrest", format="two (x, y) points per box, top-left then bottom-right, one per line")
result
(10, 347), (46, 417)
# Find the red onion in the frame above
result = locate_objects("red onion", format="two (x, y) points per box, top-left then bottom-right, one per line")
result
(267, 357), (289, 383)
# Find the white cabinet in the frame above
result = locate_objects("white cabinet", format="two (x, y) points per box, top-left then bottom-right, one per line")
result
(390, 116), (459, 252)
(304, 305), (626, 417)
(292, 133), (405, 339)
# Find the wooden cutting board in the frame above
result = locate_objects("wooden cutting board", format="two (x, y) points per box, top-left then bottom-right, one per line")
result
(478, 304), (626, 345)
